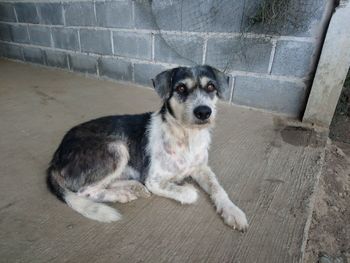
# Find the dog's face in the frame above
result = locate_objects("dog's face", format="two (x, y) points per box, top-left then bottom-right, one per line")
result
(152, 65), (230, 128)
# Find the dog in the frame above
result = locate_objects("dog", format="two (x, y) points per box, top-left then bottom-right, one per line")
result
(47, 65), (248, 231)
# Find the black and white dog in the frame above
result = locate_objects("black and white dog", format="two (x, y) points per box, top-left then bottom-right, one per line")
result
(47, 65), (248, 231)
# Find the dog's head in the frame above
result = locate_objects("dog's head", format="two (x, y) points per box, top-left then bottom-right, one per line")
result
(152, 65), (230, 128)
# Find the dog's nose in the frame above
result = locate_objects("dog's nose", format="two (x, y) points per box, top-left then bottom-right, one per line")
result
(194, 106), (212, 120)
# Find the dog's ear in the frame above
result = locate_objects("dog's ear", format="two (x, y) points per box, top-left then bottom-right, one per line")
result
(212, 68), (230, 100)
(152, 69), (173, 99)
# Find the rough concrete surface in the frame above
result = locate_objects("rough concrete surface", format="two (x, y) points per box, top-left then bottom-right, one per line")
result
(304, 141), (350, 263)
(0, 60), (326, 262)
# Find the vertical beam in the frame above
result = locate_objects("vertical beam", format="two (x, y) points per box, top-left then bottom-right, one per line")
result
(303, 0), (350, 127)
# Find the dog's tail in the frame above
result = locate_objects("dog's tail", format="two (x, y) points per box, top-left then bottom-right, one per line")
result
(46, 167), (121, 222)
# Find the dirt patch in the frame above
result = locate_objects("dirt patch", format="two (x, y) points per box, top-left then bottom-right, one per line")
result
(280, 126), (327, 148)
(305, 142), (350, 263)
(305, 70), (350, 263)
(330, 71), (350, 144)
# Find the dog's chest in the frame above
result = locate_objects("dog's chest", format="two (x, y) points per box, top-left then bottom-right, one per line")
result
(154, 128), (210, 174)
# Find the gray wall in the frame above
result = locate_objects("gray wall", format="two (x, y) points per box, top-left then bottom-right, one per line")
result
(0, 0), (333, 117)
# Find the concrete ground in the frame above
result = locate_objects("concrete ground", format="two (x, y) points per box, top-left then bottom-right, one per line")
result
(0, 60), (326, 263)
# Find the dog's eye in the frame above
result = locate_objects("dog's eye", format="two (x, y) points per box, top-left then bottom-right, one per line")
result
(175, 84), (187, 94)
(206, 84), (216, 92)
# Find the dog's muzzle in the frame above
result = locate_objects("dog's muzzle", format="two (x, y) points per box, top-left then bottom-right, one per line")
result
(193, 105), (212, 121)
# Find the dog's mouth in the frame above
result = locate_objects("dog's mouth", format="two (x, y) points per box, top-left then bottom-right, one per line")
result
(192, 119), (213, 127)
(195, 119), (210, 124)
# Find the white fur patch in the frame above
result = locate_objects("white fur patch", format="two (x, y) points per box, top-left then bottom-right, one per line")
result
(199, 76), (210, 87)
(179, 78), (196, 89)
(145, 112), (211, 203)
(64, 191), (121, 222)
(216, 198), (249, 231)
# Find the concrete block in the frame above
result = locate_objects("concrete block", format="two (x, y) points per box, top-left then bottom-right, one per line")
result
(0, 43), (23, 60)
(0, 3), (16, 22)
(134, 0), (158, 30)
(15, 3), (39, 24)
(113, 32), (152, 60)
(154, 34), (203, 65)
(233, 76), (307, 116)
(241, 0), (330, 37)
(37, 3), (63, 25)
(98, 57), (132, 81)
(23, 46), (45, 64)
(151, 0), (244, 32)
(206, 37), (272, 73)
(10, 24), (29, 44)
(96, 1), (132, 28)
(45, 50), (69, 69)
(52, 28), (79, 51)
(28, 25), (51, 47)
(0, 23), (11, 41)
(64, 2), (96, 26)
(271, 41), (315, 78)
(68, 53), (98, 74)
(80, 29), (112, 55)
(134, 63), (166, 86)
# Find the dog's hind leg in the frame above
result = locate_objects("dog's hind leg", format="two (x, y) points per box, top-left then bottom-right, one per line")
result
(76, 141), (130, 199)
(79, 180), (151, 203)
(49, 140), (131, 222)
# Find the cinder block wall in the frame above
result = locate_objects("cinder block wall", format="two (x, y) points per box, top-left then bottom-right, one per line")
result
(0, 0), (333, 117)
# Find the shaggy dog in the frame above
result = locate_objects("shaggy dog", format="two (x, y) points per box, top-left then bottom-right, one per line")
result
(47, 65), (248, 231)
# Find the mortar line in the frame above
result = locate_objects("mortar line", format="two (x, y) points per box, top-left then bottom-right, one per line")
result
(110, 30), (114, 55)
(131, 0), (135, 30)
(202, 36), (208, 65)
(67, 53), (71, 70)
(0, 21), (316, 43)
(0, 40), (309, 84)
(229, 75), (235, 103)
(3, 0), (130, 2)
(49, 27), (53, 47)
(151, 33), (155, 62)
(268, 39), (277, 74)
(77, 29), (81, 52)
(131, 62), (135, 82)
(96, 58), (100, 76)
(93, 1), (97, 24)
(26, 24), (31, 42)
(35, 4), (41, 24)
(62, 3), (66, 26)
(0, 54), (306, 118)
(13, 5), (18, 22)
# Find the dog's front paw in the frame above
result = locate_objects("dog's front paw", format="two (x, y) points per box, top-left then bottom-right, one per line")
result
(177, 185), (198, 205)
(218, 202), (249, 232)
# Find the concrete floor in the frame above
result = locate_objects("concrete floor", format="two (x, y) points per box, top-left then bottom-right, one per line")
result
(0, 60), (326, 263)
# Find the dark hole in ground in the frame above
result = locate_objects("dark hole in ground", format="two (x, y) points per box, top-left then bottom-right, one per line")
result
(330, 69), (350, 143)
